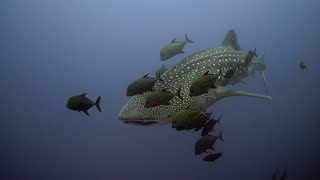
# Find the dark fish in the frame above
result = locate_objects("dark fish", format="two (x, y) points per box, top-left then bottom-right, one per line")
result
(66, 93), (101, 116)
(203, 152), (222, 162)
(172, 107), (201, 130)
(189, 71), (219, 97)
(126, 73), (164, 96)
(185, 111), (211, 131)
(272, 172), (277, 180)
(160, 34), (194, 61)
(280, 168), (287, 180)
(194, 132), (223, 155)
(144, 87), (182, 108)
(272, 168), (280, 180)
(244, 48), (257, 65)
(201, 115), (222, 136)
(299, 61), (307, 70)
(224, 69), (236, 79)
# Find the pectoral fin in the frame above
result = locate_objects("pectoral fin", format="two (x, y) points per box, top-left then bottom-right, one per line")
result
(84, 111), (90, 116)
(225, 88), (272, 100)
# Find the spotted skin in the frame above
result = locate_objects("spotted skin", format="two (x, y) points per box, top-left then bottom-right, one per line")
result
(119, 30), (271, 123)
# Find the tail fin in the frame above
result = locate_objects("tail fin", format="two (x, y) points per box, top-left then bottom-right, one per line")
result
(185, 34), (194, 43)
(259, 52), (269, 94)
(95, 96), (101, 112)
(175, 87), (183, 100)
(218, 131), (224, 142)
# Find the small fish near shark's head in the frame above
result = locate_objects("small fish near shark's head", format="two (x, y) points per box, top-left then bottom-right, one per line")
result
(119, 29), (272, 125)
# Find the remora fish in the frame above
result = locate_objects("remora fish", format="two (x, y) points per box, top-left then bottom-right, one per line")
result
(119, 29), (271, 125)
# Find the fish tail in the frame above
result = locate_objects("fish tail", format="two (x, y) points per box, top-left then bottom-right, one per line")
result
(176, 87), (183, 100)
(95, 96), (101, 112)
(185, 34), (194, 43)
(218, 131), (224, 142)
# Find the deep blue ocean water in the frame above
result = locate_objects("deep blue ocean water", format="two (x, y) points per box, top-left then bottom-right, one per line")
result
(1, 0), (320, 179)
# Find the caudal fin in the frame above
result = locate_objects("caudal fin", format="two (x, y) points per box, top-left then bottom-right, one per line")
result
(95, 96), (101, 112)
(185, 34), (194, 43)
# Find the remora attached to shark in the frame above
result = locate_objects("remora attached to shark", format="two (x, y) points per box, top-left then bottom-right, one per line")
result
(119, 30), (271, 125)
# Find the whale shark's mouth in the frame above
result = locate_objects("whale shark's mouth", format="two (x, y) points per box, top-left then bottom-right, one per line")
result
(120, 118), (172, 126)
(123, 120), (161, 126)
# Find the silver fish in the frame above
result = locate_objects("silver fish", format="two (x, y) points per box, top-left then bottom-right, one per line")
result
(119, 29), (271, 125)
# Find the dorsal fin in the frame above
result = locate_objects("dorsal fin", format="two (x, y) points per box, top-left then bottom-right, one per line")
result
(80, 93), (87, 97)
(221, 29), (241, 50)
(143, 73), (149, 78)
(171, 38), (176, 43)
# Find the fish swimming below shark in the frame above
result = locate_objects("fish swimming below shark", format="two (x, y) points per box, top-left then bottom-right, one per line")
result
(119, 29), (271, 125)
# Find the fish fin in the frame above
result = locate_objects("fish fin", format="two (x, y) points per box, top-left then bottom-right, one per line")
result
(143, 73), (150, 78)
(80, 93), (87, 97)
(253, 48), (257, 57)
(218, 131), (224, 142)
(185, 34), (194, 43)
(260, 71), (269, 95)
(223, 87), (272, 100)
(180, 51), (184, 53)
(95, 96), (101, 112)
(221, 29), (241, 50)
(259, 51), (269, 94)
(204, 71), (210, 75)
(171, 38), (176, 43)
(217, 115), (222, 125)
(176, 87), (183, 100)
(186, 105), (196, 110)
(199, 106), (206, 115)
(84, 111), (90, 116)
(161, 88), (168, 92)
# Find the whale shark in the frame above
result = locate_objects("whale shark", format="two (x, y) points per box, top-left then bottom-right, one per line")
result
(119, 30), (271, 125)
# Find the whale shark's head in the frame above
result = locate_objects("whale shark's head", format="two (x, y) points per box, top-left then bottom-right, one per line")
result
(118, 93), (175, 125)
